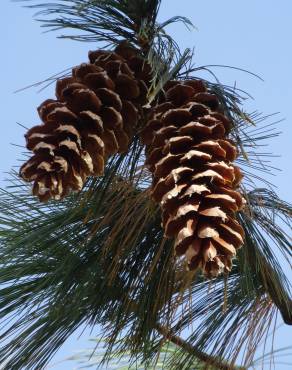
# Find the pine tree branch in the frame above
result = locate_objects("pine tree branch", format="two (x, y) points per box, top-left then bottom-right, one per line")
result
(0, 172), (289, 368)
(155, 324), (246, 370)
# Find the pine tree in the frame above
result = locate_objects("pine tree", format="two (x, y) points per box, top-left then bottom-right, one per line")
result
(0, 1), (291, 369)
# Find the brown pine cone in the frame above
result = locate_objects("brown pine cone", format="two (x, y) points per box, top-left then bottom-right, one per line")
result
(141, 80), (245, 277)
(20, 43), (151, 201)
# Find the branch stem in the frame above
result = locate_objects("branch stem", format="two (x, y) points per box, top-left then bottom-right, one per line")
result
(155, 324), (246, 370)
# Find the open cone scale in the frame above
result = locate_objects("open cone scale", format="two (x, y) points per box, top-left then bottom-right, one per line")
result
(20, 43), (151, 201)
(141, 80), (245, 277)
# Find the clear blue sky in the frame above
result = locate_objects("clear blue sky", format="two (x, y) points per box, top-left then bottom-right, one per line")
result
(1, 0), (291, 369)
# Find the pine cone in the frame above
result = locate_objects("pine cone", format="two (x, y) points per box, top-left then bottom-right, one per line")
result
(20, 43), (151, 201)
(141, 80), (245, 277)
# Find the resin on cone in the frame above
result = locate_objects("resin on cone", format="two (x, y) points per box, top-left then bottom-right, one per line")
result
(20, 43), (151, 201)
(141, 80), (245, 277)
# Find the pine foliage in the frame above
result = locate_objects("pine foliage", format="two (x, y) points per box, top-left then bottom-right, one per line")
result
(1, 0), (291, 369)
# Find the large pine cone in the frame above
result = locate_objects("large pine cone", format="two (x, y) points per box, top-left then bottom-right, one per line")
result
(20, 43), (151, 201)
(141, 80), (245, 277)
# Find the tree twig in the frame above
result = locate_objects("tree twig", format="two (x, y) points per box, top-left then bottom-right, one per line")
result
(155, 323), (246, 370)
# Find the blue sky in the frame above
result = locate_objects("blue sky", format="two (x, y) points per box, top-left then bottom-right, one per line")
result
(1, 0), (291, 368)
